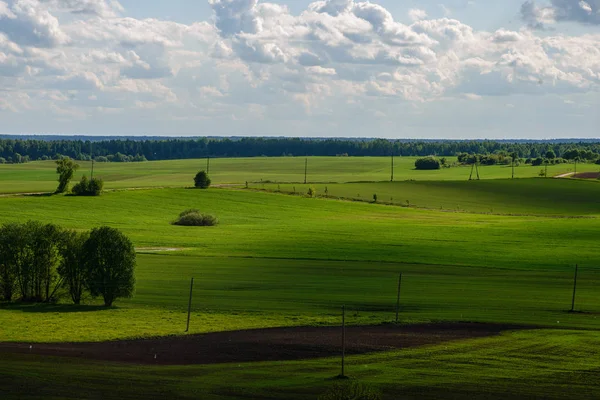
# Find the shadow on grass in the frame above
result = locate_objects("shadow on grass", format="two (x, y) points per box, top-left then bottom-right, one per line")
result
(0, 303), (115, 313)
(23, 192), (54, 197)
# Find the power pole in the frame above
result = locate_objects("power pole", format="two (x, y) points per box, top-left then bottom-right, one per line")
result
(185, 278), (194, 332)
(395, 273), (402, 322)
(341, 305), (346, 378)
(207, 156), (210, 175)
(391, 152), (395, 182)
(571, 265), (578, 312)
(574, 159), (577, 177)
(476, 163), (480, 180)
(304, 158), (308, 184)
(90, 141), (94, 180)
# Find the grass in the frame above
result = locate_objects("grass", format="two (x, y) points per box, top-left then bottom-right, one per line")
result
(2, 329), (600, 399)
(1, 186), (600, 342)
(2, 158), (600, 399)
(0, 156), (597, 194)
(254, 178), (600, 215)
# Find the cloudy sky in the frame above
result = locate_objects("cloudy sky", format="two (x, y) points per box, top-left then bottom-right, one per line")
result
(0, 0), (598, 138)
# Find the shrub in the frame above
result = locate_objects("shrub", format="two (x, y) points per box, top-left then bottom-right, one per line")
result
(373, 194), (377, 203)
(72, 175), (104, 196)
(415, 156), (441, 170)
(194, 170), (211, 189)
(173, 211), (218, 226)
(307, 186), (316, 198)
(531, 157), (545, 166)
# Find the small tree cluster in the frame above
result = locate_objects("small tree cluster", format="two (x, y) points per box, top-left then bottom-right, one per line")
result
(415, 156), (441, 170)
(172, 209), (218, 226)
(72, 175), (104, 196)
(194, 171), (211, 189)
(0, 223), (135, 306)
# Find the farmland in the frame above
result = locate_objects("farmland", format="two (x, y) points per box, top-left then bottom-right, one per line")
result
(1, 156), (600, 399)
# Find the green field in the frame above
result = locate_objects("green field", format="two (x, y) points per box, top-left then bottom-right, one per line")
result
(1, 156), (597, 194)
(1, 158), (600, 399)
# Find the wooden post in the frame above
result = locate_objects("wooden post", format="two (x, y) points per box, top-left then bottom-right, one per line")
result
(186, 278), (194, 332)
(512, 159), (514, 179)
(391, 152), (394, 182)
(571, 265), (578, 312)
(207, 157), (210, 175)
(341, 305), (346, 377)
(90, 141), (94, 180)
(395, 273), (402, 322)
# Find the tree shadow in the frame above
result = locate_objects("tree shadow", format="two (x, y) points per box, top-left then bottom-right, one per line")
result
(0, 303), (115, 313)
(23, 192), (54, 197)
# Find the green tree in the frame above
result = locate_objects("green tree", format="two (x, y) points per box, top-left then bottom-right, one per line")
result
(55, 157), (79, 193)
(0, 223), (23, 301)
(58, 230), (89, 305)
(546, 150), (556, 159)
(84, 227), (136, 307)
(194, 170), (211, 189)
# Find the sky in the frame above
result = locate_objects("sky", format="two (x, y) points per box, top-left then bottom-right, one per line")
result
(0, 0), (599, 139)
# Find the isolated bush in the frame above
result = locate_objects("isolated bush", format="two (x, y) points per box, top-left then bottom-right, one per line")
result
(72, 175), (104, 196)
(415, 156), (441, 170)
(318, 383), (382, 400)
(307, 186), (316, 198)
(173, 210), (218, 226)
(373, 194), (378, 203)
(194, 170), (211, 189)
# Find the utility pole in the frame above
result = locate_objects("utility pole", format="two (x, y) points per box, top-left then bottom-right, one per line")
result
(304, 158), (308, 184)
(395, 273), (402, 322)
(90, 141), (94, 180)
(574, 159), (577, 177)
(571, 265), (579, 312)
(341, 305), (346, 378)
(207, 156), (210, 175)
(185, 278), (194, 332)
(391, 151), (395, 182)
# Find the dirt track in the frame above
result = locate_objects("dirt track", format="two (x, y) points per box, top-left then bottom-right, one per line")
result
(0, 323), (521, 365)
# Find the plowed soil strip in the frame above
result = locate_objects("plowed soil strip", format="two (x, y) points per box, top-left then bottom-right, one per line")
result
(0, 323), (522, 365)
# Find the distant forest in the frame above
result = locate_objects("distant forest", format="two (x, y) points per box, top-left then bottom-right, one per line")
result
(1, 137), (600, 163)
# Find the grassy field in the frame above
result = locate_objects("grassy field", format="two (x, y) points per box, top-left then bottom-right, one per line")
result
(1, 186), (600, 343)
(0, 156), (597, 194)
(2, 329), (600, 399)
(1, 158), (600, 399)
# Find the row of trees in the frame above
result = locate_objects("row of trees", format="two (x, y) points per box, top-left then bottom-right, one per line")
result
(0, 223), (135, 306)
(2, 137), (600, 162)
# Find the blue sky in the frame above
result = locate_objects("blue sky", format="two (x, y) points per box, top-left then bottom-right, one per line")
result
(0, 0), (598, 138)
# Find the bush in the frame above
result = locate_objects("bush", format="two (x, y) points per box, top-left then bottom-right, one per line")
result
(194, 171), (211, 189)
(72, 175), (104, 196)
(173, 210), (218, 226)
(531, 157), (545, 166)
(307, 186), (316, 198)
(415, 156), (441, 170)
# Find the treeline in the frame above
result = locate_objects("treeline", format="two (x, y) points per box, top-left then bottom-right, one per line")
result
(0, 223), (135, 306)
(2, 137), (600, 163)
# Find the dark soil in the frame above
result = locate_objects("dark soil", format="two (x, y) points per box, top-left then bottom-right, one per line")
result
(0, 322), (522, 365)
(574, 172), (600, 179)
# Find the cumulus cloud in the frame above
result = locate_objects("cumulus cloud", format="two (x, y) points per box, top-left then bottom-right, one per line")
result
(521, 0), (600, 28)
(0, 0), (599, 137)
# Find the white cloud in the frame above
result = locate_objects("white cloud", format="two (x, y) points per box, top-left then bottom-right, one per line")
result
(0, 0), (599, 138)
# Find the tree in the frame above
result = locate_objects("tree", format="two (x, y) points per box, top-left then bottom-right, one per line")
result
(194, 170), (211, 189)
(72, 175), (104, 196)
(415, 156), (441, 170)
(55, 157), (79, 193)
(58, 230), (89, 305)
(0, 223), (22, 301)
(84, 227), (136, 307)
(546, 150), (556, 159)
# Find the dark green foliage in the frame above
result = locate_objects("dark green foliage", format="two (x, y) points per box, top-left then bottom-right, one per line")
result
(546, 150), (556, 159)
(55, 157), (79, 193)
(307, 186), (316, 197)
(194, 171), (211, 189)
(532, 157), (545, 166)
(84, 227), (136, 307)
(58, 231), (89, 305)
(318, 383), (382, 400)
(415, 156), (441, 170)
(373, 193), (377, 203)
(3, 137), (600, 162)
(72, 175), (104, 196)
(173, 210), (218, 226)
(0, 221), (63, 303)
